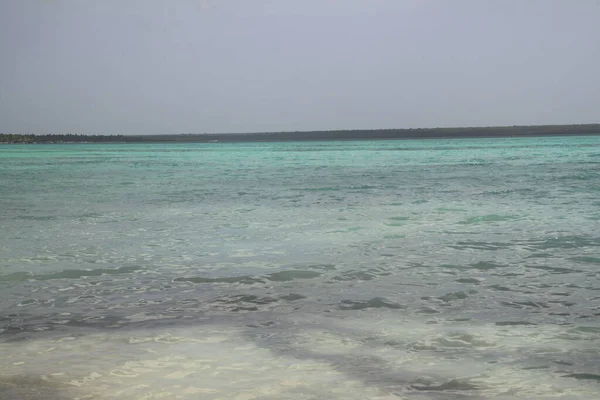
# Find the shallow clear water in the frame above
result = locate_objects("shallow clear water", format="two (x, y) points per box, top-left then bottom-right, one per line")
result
(1, 137), (599, 399)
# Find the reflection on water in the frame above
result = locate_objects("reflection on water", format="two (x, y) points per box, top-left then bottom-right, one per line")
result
(1, 137), (600, 399)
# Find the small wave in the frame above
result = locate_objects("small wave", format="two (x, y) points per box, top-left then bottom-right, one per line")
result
(481, 188), (534, 196)
(458, 214), (516, 224)
(526, 265), (580, 274)
(331, 271), (376, 282)
(438, 291), (469, 302)
(388, 216), (409, 221)
(436, 207), (467, 212)
(500, 300), (549, 309)
(384, 234), (406, 239)
(339, 297), (404, 310)
(433, 333), (495, 348)
(211, 294), (279, 312)
(495, 321), (537, 326)
(16, 215), (57, 221)
(348, 185), (378, 190)
(471, 261), (506, 270)
(548, 299), (577, 307)
(0, 375), (69, 400)
(570, 256), (600, 264)
(214, 294), (278, 305)
(527, 236), (600, 250)
(0, 266), (142, 282)
(456, 277), (482, 284)
(450, 241), (510, 250)
(265, 270), (321, 281)
(174, 275), (263, 285)
(526, 252), (553, 259)
(488, 284), (512, 291)
(562, 373), (600, 382)
(572, 326), (600, 334)
(327, 226), (363, 233)
(174, 269), (322, 286)
(415, 307), (440, 314)
(279, 293), (305, 301)
(410, 377), (481, 391)
(291, 187), (339, 192)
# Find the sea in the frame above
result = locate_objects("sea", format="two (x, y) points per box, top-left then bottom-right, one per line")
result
(1, 136), (599, 399)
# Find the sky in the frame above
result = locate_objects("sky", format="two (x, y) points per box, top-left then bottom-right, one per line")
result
(1, 0), (599, 135)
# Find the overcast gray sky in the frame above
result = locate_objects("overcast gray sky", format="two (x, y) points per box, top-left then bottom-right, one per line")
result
(1, 0), (599, 135)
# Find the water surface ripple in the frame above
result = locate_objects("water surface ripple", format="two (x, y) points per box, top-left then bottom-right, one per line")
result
(1, 137), (599, 399)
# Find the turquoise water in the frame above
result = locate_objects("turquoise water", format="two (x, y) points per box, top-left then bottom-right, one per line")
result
(1, 136), (600, 399)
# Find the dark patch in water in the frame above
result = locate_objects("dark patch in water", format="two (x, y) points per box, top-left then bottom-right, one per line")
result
(455, 278), (481, 284)
(279, 293), (306, 301)
(212, 295), (278, 312)
(0, 272), (32, 283)
(348, 185), (378, 190)
(175, 269), (322, 285)
(438, 291), (468, 302)
(16, 215), (57, 221)
(302, 264), (336, 271)
(450, 241), (510, 250)
(174, 275), (263, 285)
(410, 378), (480, 391)
(339, 297), (404, 310)
(490, 272), (523, 277)
(488, 284), (512, 291)
(331, 271), (376, 282)
(415, 307), (440, 314)
(437, 264), (467, 270)
(569, 256), (600, 264)
(458, 214), (514, 224)
(526, 265), (580, 274)
(384, 234), (406, 239)
(573, 326), (600, 334)
(548, 300), (577, 307)
(471, 261), (506, 270)
(292, 186), (339, 192)
(388, 216), (409, 221)
(246, 321), (276, 328)
(550, 292), (572, 297)
(562, 373), (600, 382)
(495, 321), (537, 326)
(555, 360), (574, 366)
(0, 375), (70, 400)
(437, 207), (467, 212)
(0, 266), (143, 282)
(266, 270), (321, 281)
(522, 365), (549, 370)
(526, 252), (553, 259)
(529, 236), (600, 250)
(500, 300), (548, 309)
(216, 294), (278, 304)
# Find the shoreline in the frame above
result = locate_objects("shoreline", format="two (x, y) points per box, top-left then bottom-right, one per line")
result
(2, 123), (600, 144)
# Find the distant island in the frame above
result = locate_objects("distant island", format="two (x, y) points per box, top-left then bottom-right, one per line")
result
(2, 124), (600, 144)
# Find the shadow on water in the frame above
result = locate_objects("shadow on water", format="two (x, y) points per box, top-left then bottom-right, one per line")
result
(237, 317), (493, 399)
(2, 259), (600, 399)
(2, 301), (599, 399)
(1, 309), (493, 399)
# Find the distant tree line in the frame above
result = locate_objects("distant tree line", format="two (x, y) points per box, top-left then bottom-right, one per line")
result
(2, 124), (600, 144)
(127, 124), (600, 142)
(0, 133), (126, 143)
(0, 134), (35, 143)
